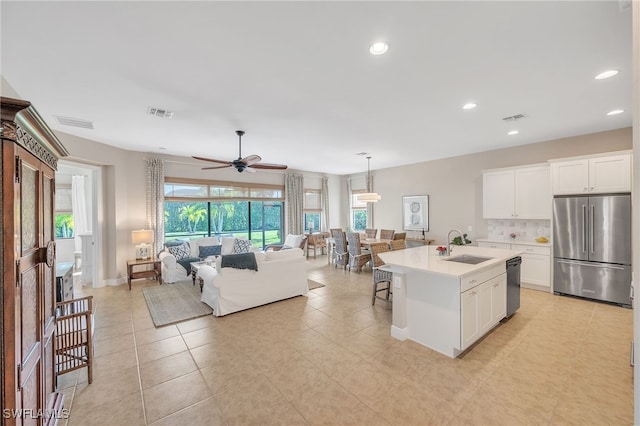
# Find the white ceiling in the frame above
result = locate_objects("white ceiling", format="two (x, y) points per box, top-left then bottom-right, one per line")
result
(1, 1), (632, 175)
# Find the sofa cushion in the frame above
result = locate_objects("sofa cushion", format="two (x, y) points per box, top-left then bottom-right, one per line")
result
(164, 239), (186, 247)
(199, 245), (221, 258)
(221, 237), (237, 255)
(283, 234), (304, 249)
(221, 253), (258, 271)
(168, 241), (191, 260)
(233, 239), (253, 254)
(265, 247), (304, 261)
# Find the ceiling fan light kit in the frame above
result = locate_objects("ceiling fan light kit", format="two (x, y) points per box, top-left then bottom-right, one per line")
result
(193, 130), (288, 173)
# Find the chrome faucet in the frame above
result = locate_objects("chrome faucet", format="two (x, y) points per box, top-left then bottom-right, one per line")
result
(447, 229), (465, 256)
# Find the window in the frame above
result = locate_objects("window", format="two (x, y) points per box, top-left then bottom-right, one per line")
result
(303, 189), (321, 233)
(351, 190), (368, 231)
(55, 183), (74, 238)
(164, 178), (285, 248)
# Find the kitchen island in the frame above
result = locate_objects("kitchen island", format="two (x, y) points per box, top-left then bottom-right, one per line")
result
(379, 245), (523, 358)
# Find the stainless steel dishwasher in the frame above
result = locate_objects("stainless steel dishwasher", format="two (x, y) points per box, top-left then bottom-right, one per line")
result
(506, 256), (522, 317)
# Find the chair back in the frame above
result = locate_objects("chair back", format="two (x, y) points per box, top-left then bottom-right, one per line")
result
(365, 228), (378, 239)
(346, 232), (363, 256)
(330, 228), (343, 235)
(393, 232), (406, 240)
(389, 239), (406, 250)
(369, 242), (390, 268)
(333, 231), (348, 254)
(380, 229), (395, 239)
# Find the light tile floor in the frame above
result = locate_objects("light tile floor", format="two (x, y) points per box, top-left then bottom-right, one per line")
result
(59, 257), (634, 425)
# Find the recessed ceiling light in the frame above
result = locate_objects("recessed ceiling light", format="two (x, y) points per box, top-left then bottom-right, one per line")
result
(369, 42), (389, 56)
(462, 103), (477, 110)
(595, 70), (619, 80)
(508, 130), (519, 135)
(607, 109), (624, 116)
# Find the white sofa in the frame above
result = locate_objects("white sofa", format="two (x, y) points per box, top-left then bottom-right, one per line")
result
(159, 236), (254, 283)
(198, 248), (308, 316)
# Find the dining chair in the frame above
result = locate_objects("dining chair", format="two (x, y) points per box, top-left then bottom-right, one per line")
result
(393, 232), (406, 240)
(55, 296), (94, 384)
(365, 228), (378, 239)
(389, 239), (406, 250)
(306, 233), (328, 259)
(380, 229), (395, 240)
(346, 232), (371, 273)
(332, 230), (349, 270)
(369, 242), (393, 305)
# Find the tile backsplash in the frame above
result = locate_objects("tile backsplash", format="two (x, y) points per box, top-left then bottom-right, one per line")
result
(486, 219), (551, 242)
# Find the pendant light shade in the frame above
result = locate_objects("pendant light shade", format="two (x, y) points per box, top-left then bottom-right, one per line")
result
(357, 156), (381, 203)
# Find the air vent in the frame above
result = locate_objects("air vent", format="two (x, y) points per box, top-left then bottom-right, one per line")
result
(356, 152), (369, 156)
(147, 107), (174, 119)
(502, 114), (526, 122)
(54, 116), (94, 129)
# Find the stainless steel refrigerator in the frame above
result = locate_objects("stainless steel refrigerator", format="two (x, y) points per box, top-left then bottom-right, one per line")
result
(553, 194), (632, 307)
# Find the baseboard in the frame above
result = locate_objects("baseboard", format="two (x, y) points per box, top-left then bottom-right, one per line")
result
(390, 325), (408, 341)
(521, 282), (552, 293)
(95, 277), (127, 288)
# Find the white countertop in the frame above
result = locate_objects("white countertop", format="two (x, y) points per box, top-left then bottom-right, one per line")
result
(476, 238), (551, 247)
(379, 245), (523, 278)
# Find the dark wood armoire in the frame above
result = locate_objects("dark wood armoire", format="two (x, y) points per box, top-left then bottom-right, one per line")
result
(1, 97), (69, 426)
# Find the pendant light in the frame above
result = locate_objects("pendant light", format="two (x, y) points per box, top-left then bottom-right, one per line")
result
(357, 156), (381, 203)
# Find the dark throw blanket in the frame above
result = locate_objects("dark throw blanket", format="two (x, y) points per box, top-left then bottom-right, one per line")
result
(177, 257), (202, 276)
(221, 252), (258, 271)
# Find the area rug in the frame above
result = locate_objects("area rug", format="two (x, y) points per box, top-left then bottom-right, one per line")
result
(308, 280), (325, 290)
(142, 281), (213, 327)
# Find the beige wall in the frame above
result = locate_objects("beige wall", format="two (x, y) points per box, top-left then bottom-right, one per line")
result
(632, 1), (639, 422)
(353, 128), (632, 245)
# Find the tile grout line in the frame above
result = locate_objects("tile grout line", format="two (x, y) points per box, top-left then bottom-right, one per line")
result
(131, 303), (149, 425)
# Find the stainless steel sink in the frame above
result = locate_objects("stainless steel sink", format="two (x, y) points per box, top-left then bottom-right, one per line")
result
(443, 255), (493, 265)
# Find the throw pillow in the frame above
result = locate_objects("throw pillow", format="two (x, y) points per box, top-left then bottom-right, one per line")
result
(164, 239), (186, 248)
(199, 245), (221, 258)
(283, 234), (304, 248)
(168, 241), (190, 261)
(233, 238), (253, 254)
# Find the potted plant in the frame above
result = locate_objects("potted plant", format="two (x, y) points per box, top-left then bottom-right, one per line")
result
(450, 234), (472, 245)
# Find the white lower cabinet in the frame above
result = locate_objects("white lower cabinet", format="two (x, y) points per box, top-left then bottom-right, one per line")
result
(478, 242), (551, 289)
(460, 272), (507, 351)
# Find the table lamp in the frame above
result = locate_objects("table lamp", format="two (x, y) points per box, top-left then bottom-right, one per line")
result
(132, 229), (154, 260)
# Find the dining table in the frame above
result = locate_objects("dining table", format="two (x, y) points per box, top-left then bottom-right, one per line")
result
(325, 235), (396, 264)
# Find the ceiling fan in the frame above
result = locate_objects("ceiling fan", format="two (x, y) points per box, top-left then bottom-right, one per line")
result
(193, 130), (288, 173)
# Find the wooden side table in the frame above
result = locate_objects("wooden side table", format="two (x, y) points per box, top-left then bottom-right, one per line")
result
(126, 259), (161, 290)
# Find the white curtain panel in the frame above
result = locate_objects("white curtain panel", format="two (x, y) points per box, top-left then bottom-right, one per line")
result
(146, 158), (165, 255)
(367, 174), (374, 227)
(285, 172), (304, 235)
(321, 176), (330, 231)
(345, 178), (351, 231)
(71, 175), (90, 252)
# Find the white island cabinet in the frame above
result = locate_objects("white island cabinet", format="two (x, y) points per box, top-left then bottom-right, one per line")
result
(379, 245), (522, 358)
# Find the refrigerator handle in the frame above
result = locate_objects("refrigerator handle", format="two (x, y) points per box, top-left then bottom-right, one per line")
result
(582, 204), (588, 253)
(590, 204), (595, 254)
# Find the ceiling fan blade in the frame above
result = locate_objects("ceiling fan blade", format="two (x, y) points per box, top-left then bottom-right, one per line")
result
(193, 155), (231, 165)
(244, 166), (257, 174)
(240, 154), (262, 166)
(201, 164), (232, 170)
(251, 163), (288, 170)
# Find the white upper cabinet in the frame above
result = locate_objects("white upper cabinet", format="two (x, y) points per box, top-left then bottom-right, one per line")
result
(483, 165), (551, 219)
(550, 153), (631, 195)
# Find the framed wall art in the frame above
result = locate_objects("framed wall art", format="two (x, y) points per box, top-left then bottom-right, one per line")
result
(402, 195), (429, 231)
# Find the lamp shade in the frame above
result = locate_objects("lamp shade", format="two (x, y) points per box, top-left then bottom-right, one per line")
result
(131, 229), (154, 245)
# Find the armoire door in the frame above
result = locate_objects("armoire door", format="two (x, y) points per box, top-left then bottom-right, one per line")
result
(14, 146), (58, 425)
